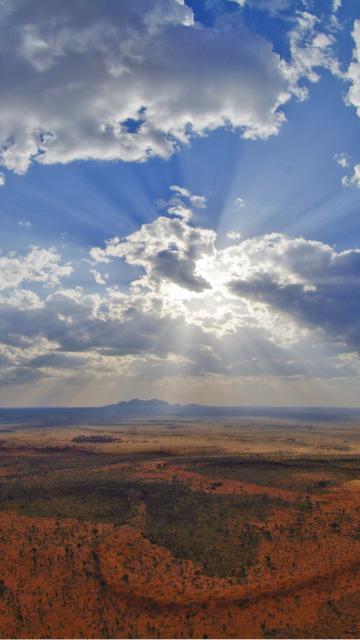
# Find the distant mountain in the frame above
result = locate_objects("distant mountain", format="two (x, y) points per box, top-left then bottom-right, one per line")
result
(0, 398), (360, 427)
(104, 398), (174, 415)
(101, 399), (360, 420)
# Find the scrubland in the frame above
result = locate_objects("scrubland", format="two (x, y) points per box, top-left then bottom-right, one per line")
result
(0, 419), (360, 637)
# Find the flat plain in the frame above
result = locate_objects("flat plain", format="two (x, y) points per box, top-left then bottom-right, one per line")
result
(1, 418), (360, 638)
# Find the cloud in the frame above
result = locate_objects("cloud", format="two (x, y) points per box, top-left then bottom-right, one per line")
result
(0, 280), (354, 391)
(90, 269), (107, 285)
(170, 185), (207, 209)
(0, 246), (72, 291)
(0, 0), (293, 176)
(156, 186), (207, 222)
(334, 152), (349, 168)
(91, 190), (215, 293)
(88, 192), (360, 365)
(229, 0), (292, 15)
(0, 288), (216, 369)
(91, 196), (360, 359)
(346, 20), (360, 118)
(234, 197), (245, 207)
(342, 164), (360, 188)
(0, 188), (359, 397)
(284, 11), (342, 99)
(228, 233), (360, 352)
(227, 231), (242, 240)
(0, 173), (5, 186)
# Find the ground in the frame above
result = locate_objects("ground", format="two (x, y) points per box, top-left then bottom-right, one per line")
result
(1, 418), (360, 637)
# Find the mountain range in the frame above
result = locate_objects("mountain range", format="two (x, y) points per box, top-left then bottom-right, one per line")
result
(0, 398), (360, 427)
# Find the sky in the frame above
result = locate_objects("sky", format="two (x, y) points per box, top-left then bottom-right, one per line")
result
(0, 0), (360, 407)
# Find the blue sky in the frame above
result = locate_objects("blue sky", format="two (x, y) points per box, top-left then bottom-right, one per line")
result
(0, 0), (360, 406)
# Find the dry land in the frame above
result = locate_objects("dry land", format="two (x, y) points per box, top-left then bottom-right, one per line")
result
(1, 419), (360, 637)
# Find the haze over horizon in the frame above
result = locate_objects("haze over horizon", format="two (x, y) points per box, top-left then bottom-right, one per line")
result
(1, 0), (360, 408)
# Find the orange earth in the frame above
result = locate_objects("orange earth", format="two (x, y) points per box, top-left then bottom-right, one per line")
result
(0, 421), (360, 638)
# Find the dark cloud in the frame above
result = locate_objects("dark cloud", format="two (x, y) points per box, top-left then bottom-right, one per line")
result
(152, 249), (211, 292)
(229, 259), (360, 352)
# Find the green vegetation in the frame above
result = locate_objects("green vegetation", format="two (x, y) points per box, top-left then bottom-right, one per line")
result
(143, 482), (283, 578)
(0, 466), (289, 580)
(0, 449), (127, 478)
(0, 579), (6, 597)
(191, 457), (360, 493)
(5, 449), (359, 581)
(0, 475), (140, 525)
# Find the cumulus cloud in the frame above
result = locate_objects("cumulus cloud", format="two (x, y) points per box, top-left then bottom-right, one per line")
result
(90, 269), (107, 285)
(229, 0), (292, 14)
(91, 191), (215, 293)
(234, 197), (245, 207)
(284, 11), (342, 98)
(0, 246), (72, 291)
(0, 278), (354, 392)
(227, 231), (242, 240)
(0, 188), (359, 397)
(90, 195), (360, 360)
(342, 164), (360, 188)
(170, 185), (206, 209)
(334, 152), (349, 168)
(0, 0), (294, 177)
(346, 21), (360, 117)
(155, 186), (207, 222)
(228, 233), (360, 352)
(88, 192), (360, 365)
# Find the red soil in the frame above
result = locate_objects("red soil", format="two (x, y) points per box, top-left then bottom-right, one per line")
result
(1, 476), (360, 638)
(127, 461), (302, 502)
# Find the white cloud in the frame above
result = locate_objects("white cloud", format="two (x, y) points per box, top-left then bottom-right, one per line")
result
(90, 269), (107, 285)
(284, 11), (342, 99)
(234, 196), (245, 207)
(334, 152), (349, 168)
(0, 288), (43, 310)
(227, 231), (242, 240)
(342, 163), (360, 188)
(170, 186), (192, 199)
(228, 0), (291, 12)
(346, 20), (360, 118)
(332, 0), (342, 13)
(156, 186), (207, 222)
(0, 173), (5, 186)
(189, 195), (207, 209)
(18, 219), (31, 228)
(0, 246), (72, 291)
(0, 188), (360, 401)
(91, 211), (215, 294)
(90, 190), (360, 356)
(0, 0), (293, 176)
